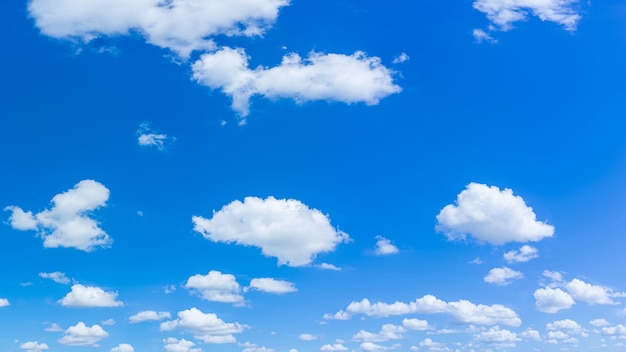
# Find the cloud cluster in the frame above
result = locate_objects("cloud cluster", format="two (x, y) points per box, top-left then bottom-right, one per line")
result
(58, 284), (124, 308)
(325, 294), (521, 327)
(473, 0), (581, 32)
(58, 322), (108, 346)
(192, 48), (401, 118)
(436, 183), (554, 245)
(160, 307), (245, 344)
(193, 196), (350, 266)
(5, 180), (112, 251)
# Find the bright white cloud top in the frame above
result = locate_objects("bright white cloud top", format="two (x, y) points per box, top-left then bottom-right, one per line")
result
(184, 270), (244, 304)
(19, 341), (49, 352)
(473, 0), (581, 31)
(5, 180), (111, 251)
(58, 284), (124, 308)
(110, 344), (134, 352)
(503, 245), (539, 263)
(192, 48), (401, 118)
(192, 196), (350, 266)
(58, 322), (108, 346)
(436, 183), (554, 245)
(247, 278), (297, 294)
(484, 267), (523, 286)
(160, 307), (244, 344)
(373, 235), (399, 255)
(163, 338), (200, 352)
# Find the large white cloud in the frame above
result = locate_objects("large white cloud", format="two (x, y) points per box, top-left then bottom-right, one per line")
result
(160, 307), (244, 344)
(28, 0), (290, 57)
(484, 267), (523, 286)
(533, 287), (575, 313)
(436, 183), (554, 245)
(326, 294), (521, 327)
(192, 47), (401, 118)
(473, 0), (581, 32)
(192, 196), (350, 266)
(58, 284), (123, 308)
(247, 278), (297, 294)
(129, 310), (171, 323)
(19, 341), (49, 352)
(58, 322), (108, 346)
(184, 271), (244, 304)
(5, 180), (112, 251)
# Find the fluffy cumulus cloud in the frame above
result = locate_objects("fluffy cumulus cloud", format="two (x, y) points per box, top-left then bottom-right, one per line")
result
(192, 196), (350, 266)
(359, 342), (391, 351)
(602, 324), (626, 337)
(320, 344), (348, 351)
(19, 341), (49, 352)
(547, 319), (583, 333)
(129, 310), (171, 323)
(192, 48), (401, 118)
(137, 122), (174, 150)
(247, 278), (297, 294)
(473, 326), (520, 348)
(163, 338), (202, 352)
(184, 271), (244, 304)
(111, 344), (134, 352)
(160, 307), (244, 344)
(484, 267), (523, 286)
(58, 322), (108, 346)
(0, 298), (9, 307)
(326, 294), (521, 326)
(5, 180), (112, 251)
(402, 318), (431, 331)
(436, 183), (554, 245)
(28, 0), (290, 57)
(503, 245), (539, 263)
(590, 318), (610, 327)
(534, 287), (575, 313)
(298, 333), (317, 341)
(58, 284), (123, 308)
(374, 236), (399, 256)
(565, 278), (626, 305)
(353, 324), (405, 342)
(39, 271), (70, 284)
(473, 0), (581, 32)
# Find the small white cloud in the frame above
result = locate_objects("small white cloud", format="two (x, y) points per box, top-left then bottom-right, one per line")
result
(129, 310), (171, 323)
(184, 270), (243, 304)
(590, 318), (610, 327)
(402, 318), (431, 331)
(484, 267), (523, 286)
(473, 0), (581, 32)
(101, 319), (116, 326)
(193, 196), (350, 266)
(354, 323), (406, 342)
(111, 343), (134, 352)
(39, 271), (70, 284)
(5, 180), (112, 251)
(192, 48), (401, 118)
(359, 342), (390, 351)
(163, 338), (202, 352)
(19, 341), (49, 352)
(247, 278), (297, 294)
(137, 123), (174, 151)
(160, 307), (244, 344)
(565, 278), (625, 305)
(320, 344), (348, 351)
(472, 28), (497, 43)
(316, 263), (341, 271)
(58, 284), (123, 308)
(473, 326), (520, 348)
(298, 333), (317, 341)
(534, 287), (575, 313)
(436, 183), (554, 245)
(0, 298), (9, 307)
(503, 245), (539, 263)
(547, 319), (583, 333)
(392, 53), (410, 64)
(58, 322), (108, 346)
(44, 323), (63, 332)
(602, 324), (626, 336)
(520, 328), (541, 341)
(469, 257), (483, 264)
(374, 236), (399, 256)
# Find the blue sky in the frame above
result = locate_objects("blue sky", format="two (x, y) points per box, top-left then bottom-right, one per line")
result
(2, 0), (626, 351)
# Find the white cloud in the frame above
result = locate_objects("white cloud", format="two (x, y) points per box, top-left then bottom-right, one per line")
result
(101, 319), (116, 325)
(402, 318), (431, 331)
(474, 326), (520, 348)
(504, 245), (539, 263)
(320, 344), (348, 351)
(316, 263), (341, 271)
(484, 267), (523, 286)
(0, 298), (9, 307)
(58, 322), (108, 346)
(192, 48), (401, 118)
(415, 338), (450, 351)
(5, 180), (112, 251)
(590, 318), (610, 327)
(58, 284), (123, 308)
(137, 123), (174, 150)
(359, 342), (390, 351)
(543, 270), (564, 283)
(473, 0), (581, 32)
(392, 53), (410, 64)
(184, 271), (243, 304)
(44, 323), (63, 332)
(39, 271), (70, 284)
(565, 278), (626, 305)
(534, 287), (575, 313)
(111, 344), (134, 352)
(472, 28), (497, 44)
(129, 310), (171, 323)
(19, 341), (49, 352)
(247, 278), (297, 294)
(160, 307), (244, 344)
(327, 294), (521, 326)
(163, 337), (202, 352)
(374, 236), (399, 256)
(28, 0), (290, 58)
(436, 183), (554, 245)
(242, 347), (276, 352)
(298, 334), (317, 341)
(520, 328), (541, 341)
(353, 324), (405, 342)
(192, 196), (350, 266)
(547, 319), (583, 334)
(602, 324), (626, 336)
